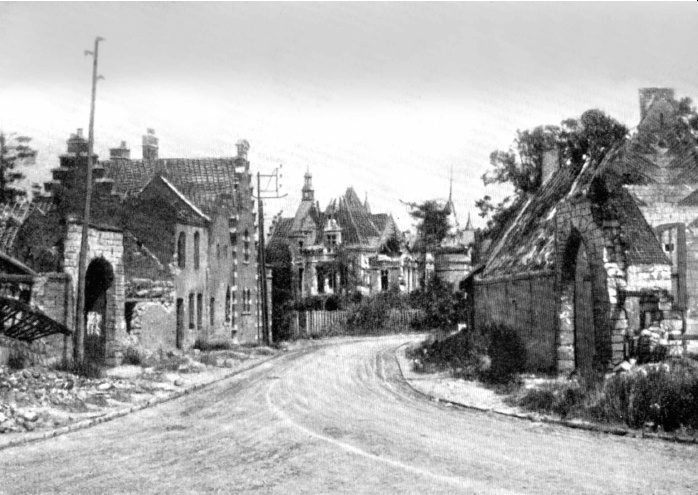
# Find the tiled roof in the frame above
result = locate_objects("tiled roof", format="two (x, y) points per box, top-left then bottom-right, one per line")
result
(0, 198), (54, 253)
(611, 188), (669, 265)
(480, 142), (670, 278)
(103, 158), (241, 215)
(266, 218), (294, 265)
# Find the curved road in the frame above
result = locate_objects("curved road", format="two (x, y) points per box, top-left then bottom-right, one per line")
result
(2, 335), (698, 494)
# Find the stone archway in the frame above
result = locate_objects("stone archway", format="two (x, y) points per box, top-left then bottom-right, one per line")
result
(557, 216), (613, 378)
(84, 257), (115, 364)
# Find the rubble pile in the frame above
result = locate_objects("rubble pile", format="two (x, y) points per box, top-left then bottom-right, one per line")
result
(0, 365), (146, 434)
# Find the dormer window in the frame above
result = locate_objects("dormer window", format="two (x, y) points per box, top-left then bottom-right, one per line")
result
(327, 234), (337, 246)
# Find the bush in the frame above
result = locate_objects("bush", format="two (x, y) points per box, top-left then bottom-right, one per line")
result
(481, 324), (527, 385)
(346, 296), (390, 333)
(515, 359), (698, 433)
(194, 338), (235, 351)
(51, 358), (103, 379)
(122, 346), (143, 365)
(409, 276), (466, 331)
(410, 323), (527, 385)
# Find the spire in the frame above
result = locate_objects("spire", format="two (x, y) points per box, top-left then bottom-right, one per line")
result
(465, 212), (473, 231)
(448, 165), (454, 203)
(302, 167), (314, 202)
(364, 192), (371, 214)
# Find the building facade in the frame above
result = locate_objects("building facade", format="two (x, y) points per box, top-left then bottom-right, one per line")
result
(267, 172), (417, 309)
(4, 129), (263, 365)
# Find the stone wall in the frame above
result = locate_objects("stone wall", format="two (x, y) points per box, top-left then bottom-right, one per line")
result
(30, 273), (73, 364)
(63, 221), (127, 366)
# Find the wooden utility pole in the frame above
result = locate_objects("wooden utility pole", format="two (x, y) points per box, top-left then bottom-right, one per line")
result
(74, 36), (104, 363)
(256, 167), (284, 346)
(257, 172), (270, 345)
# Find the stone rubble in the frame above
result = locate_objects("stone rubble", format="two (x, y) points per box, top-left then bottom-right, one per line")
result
(0, 345), (279, 436)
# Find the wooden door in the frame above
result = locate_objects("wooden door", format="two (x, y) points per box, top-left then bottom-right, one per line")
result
(574, 246), (595, 377)
(176, 298), (184, 349)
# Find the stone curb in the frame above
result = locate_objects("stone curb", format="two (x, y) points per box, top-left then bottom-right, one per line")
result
(394, 343), (698, 446)
(0, 351), (287, 452)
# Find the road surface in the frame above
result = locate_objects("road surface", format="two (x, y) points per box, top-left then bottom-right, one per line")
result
(2, 335), (698, 494)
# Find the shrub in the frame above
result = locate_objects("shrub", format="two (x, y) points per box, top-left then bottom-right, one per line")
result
(411, 323), (527, 385)
(346, 296), (390, 333)
(194, 338), (234, 351)
(481, 324), (527, 385)
(122, 346), (143, 365)
(409, 276), (467, 332)
(515, 359), (698, 433)
(51, 358), (103, 379)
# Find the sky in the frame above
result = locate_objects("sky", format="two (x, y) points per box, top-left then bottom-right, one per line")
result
(2, 2), (698, 231)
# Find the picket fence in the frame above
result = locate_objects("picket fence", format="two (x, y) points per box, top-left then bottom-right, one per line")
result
(289, 309), (424, 340)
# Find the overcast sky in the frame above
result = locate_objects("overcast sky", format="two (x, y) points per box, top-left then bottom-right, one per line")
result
(2, 2), (698, 230)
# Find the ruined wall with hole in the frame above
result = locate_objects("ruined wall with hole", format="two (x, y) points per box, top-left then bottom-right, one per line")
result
(63, 221), (126, 366)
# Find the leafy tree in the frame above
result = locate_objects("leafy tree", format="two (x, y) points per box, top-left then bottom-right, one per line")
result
(0, 132), (37, 203)
(403, 199), (450, 251)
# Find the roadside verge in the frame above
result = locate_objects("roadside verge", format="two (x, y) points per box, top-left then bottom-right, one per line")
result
(394, 342), (698, 445)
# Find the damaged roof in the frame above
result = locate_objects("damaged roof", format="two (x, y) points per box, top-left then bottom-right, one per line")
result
(480, 143), (669, 279)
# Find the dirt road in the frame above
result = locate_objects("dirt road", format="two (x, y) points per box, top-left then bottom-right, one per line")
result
(2, 335), (698, 494)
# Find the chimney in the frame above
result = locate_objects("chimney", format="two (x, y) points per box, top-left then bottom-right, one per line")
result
(236, 139), (250, 160)
(66, 128), (89, 154)
(541, 145), (560, 184)
(639, 88), (675, 120)
(142, 128), (159, 160)
(109, 141), (131, 161)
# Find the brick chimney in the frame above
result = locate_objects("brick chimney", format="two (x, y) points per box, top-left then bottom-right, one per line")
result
(639, 88), (675, 120)
(236, 139), (250, 160)
(109, 141), (130, 161)
(66, 128), (89, 154)
(142, 128), (159, 160)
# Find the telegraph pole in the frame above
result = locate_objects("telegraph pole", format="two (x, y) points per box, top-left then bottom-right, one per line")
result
(256, 167), (284, 346)
(74, 36), (104, 363)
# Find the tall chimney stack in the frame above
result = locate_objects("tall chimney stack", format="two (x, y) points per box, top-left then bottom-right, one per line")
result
(109, 141), (131, 161)
(142, 128), (159, 160)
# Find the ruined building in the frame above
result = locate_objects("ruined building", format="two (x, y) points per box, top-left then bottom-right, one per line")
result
(470, 88), (698, 377)
(2, 129), (262, 365)
(266, 171), (417, 310)
(412, 180), (476, 289)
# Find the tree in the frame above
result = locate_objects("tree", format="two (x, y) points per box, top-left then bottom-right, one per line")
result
(403, 199), (450, 252)
(476, 109), (627, 239)
(0, 132), (37, 204)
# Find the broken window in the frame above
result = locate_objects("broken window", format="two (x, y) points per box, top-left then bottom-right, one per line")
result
(243, 230), (250, 263)
(210, 297), (215, 326)
(197, 293), (203, 329)
(194, 232), (201, 270)
(189, 293), (195, 329)
(177, 232), (186, 268)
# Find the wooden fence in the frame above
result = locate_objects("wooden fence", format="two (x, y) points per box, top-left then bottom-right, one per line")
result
(288, 309), (424, 340)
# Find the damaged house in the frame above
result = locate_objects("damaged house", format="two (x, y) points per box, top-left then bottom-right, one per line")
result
(3, 129), (263, 365)
(267, 171), (417, 308)
(470, 88), (698, 377)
